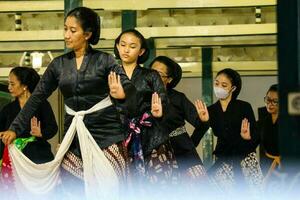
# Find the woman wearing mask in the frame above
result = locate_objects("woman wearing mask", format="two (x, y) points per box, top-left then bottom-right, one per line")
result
(0, 7), (136, 199)
(192, 68), (263, 195)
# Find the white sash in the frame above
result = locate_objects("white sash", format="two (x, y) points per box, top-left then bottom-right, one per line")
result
(8, 96), (119, 199)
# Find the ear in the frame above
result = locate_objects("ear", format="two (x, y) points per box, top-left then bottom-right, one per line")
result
(167, 77), (173, 83)
(139, 48), (145, 57)
(84, 32), (92, 41)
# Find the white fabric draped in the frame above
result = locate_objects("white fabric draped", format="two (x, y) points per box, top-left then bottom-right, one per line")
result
(8, 96), (119, 199)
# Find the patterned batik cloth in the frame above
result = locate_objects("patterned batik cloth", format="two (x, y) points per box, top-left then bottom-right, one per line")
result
(60, 142), (130, 199)
(210, 152), (264, 199)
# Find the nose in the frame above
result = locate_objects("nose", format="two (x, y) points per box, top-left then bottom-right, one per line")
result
(124, 46), (129, 53)
(64, 30), (70, 39)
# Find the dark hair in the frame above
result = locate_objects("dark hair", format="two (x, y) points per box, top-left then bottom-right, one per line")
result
(216, 68), (242, 99)
(149, 56), (182, 89)
(114, 29), (149, 64)
(267, 84), (278, 93)
(10, 66), (40, 93)
(66, 7), (101, 45)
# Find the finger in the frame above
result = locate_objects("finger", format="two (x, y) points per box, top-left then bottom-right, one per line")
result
(194, 100), (200, 111)
(248, 121), (250, 132)
(155, 93), (159, 104)
(241, 119), (245, 130)
(108, 72), (112, 86)
(195, 100), (202, 112)
(204, 102), (208, 112)
(112, 72), (116, 84)
(199, 100), (204, 110)
(38, 120), (41, 129)
(152, 92), (157, 105)
(117, 74), (121, 85)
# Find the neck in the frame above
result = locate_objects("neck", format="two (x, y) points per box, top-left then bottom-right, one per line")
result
(122, 62), (137, 79)
(74, 45), (87, 58)
(219, 97), (232, 111)
(18, 93), (30, 108)
(271, 113), (278, 124)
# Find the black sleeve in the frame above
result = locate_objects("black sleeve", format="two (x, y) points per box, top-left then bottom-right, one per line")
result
(39, 101), (58, 140)
(107, 54), (137, 117)
(181, 94), (210, 146)
(9, 59), (59, 136)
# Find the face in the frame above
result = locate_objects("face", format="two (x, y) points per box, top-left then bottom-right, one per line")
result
(151, 61), (171, 88)
(64, 16), (90, 50)
(214, 73), (235, 99)
(264, 90), (279, 114)
(8, 73), (26, 98)
(117, 33), (145, 65)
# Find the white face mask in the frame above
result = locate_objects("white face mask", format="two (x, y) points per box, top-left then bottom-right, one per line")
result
(214, 86), (230, 99)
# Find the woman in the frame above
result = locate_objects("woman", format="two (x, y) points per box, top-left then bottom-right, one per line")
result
(114, 29), (178, 188)
(149, 56), (207, 181)
(0, 7), (136, 199)
(258, 84), (280, 179)
(0, 67), (57, 163)
(0, 66), (57, 198)
(192, 68), (263, 195)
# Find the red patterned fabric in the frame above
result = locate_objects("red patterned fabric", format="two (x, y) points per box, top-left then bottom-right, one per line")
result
(1, 145), (16, 198)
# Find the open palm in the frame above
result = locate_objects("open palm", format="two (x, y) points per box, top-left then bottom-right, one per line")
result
(108, 71), (125, 99)
(30, 116), (42, 137)
(194, 99), (209, 122)
(151, 92), (162, 118)
(240, 118), (251, 140)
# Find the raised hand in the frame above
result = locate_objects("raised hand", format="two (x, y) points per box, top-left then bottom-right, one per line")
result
(0, 130), (17, 145)
(30, 116), (42, 137)
(194, 99), (209, 122)
(240, 118), (251, 140)
(108, 71), (125, 99)
(151, 92), (162, 118)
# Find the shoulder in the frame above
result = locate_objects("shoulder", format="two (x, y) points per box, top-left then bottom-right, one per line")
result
(169, 89), (186, 99)
(235, 99), (253, 108)
(39, 99), (52, 107)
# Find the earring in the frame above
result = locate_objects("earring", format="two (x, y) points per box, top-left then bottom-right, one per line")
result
(23, 88), (26, 90)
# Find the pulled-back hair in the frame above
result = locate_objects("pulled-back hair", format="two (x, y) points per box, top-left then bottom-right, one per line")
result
(66, 7), (101, 45)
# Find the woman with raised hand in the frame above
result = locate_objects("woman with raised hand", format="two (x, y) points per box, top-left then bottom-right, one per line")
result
(150, 56), (208, 182)
(0, 66), (57, 164)
(114, 29), (178, 190)
(192, 68), (263, 196)
(0, 7), (136, 199)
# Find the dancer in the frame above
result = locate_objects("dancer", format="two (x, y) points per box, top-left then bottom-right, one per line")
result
(114, 29), (178, 190)
(0, 7), (136, 199)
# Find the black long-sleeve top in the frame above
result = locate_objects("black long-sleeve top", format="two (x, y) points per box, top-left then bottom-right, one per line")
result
(0, 99), (57, 163)
(258, 114), (279, 157)
(164, 89), (208, 151)
(192, 99), (259, 158)
(118, 65), (168, 155)
(163, 89), (207, 167)
(9, 47), (136, 157)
